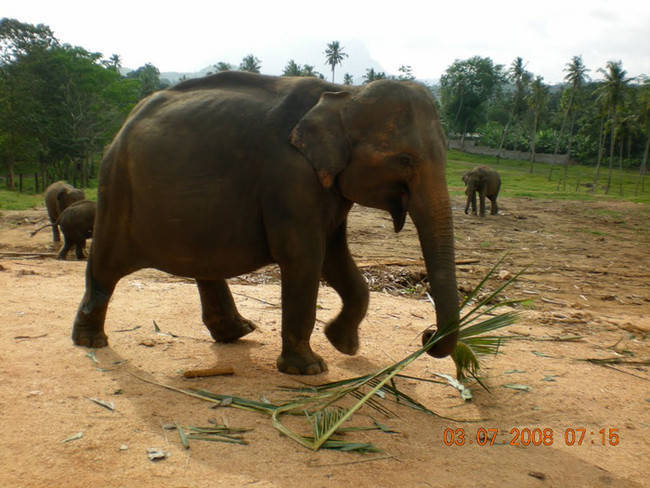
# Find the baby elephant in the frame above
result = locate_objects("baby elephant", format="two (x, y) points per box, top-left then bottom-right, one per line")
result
(44, 181), (86, 243)
(31, 200), (96, 260)
(462, 166), (501, 217)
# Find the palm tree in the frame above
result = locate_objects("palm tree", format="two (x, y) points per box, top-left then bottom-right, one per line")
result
(214, 61), (233, 72)
(526, 76), (549, 173)
(343, 73), (353, 85)
(551, 55), (589, 185)
(282, 59), (302, 76)
(496, 57), (531, 163)
(363, 68), (386, 84)
(239, 54), (261, 73)
(635, 76), (650, 194)
(324, 41), (347, 83)
(302, 65), (322, 77)
(596, 60), (632, 193)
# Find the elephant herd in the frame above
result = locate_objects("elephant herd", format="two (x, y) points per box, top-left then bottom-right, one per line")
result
(31, 72), (506, 376)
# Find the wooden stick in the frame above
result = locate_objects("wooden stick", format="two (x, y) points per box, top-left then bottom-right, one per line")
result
(0, 251), (57, 257)
(182, 366), (235, 378)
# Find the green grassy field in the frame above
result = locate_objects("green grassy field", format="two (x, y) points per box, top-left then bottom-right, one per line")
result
(447, 150), (650, 204)
(1, 150), (648, 210)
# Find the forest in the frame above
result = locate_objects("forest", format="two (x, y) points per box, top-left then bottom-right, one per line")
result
(1, 18), (648, 194)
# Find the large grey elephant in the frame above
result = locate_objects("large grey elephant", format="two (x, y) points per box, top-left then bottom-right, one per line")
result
(44, 181), (85, 242)
(31, 200), (96, 260)
(462, 166), (501, 216)
(72, 72), (460, 375)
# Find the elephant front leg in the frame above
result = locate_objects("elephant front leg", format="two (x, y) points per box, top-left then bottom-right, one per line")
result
(322, 223), (368, 355)
(470, 191), (478, 215)
(277, 260), (326, 375)
(196, 279), (256, 342)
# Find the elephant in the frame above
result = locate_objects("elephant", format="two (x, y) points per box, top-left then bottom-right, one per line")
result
(31, 200), (96, 260)
(44, 181), (86, 242)
(72, 71), (460, 375)
(462, 166), (501, 216)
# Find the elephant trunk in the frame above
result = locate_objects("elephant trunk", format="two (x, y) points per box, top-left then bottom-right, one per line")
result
(409, 178), (459, 358)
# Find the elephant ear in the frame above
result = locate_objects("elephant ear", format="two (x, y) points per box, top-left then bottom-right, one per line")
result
(290, 91), (350, 189)
(56, 189), (68, 208)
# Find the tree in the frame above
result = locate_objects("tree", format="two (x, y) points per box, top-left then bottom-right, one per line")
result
(496, 57), (531, 162)
(635, 76), (650, 194)
(214, 61), (233, 72)
(397, 65), (415, 81)
(343, 73), (353, 85)
(324, 41), (347, 83)
(596, 60), (632, 193)
(0, 18), (58, 189)
(552, 55), (589, 186)
(439, 56), (504, 147)
(126, 63), (167, 98)
(526, 76), (549, 172)
(282, 59), (302, 76)
(239, 54), (261, 73)
(362, 68), (386, 84)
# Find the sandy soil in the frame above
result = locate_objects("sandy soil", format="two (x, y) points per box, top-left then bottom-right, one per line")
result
(0, 194), (648, 488)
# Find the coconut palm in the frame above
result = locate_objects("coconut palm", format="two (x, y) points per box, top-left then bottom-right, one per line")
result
(496, 57), (531, 163)
(526, 76), (549, 173)
(551, 55), (589, 186)
(324, 41), (347, 83)
(343, 73), (354, 85)
(596, 60), (632, 193)
(362, 68), (386, 84)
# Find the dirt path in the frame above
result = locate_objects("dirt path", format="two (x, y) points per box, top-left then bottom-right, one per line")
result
(1, 195), (648, 488)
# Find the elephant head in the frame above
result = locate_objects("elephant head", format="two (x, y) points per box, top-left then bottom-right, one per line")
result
(290, 80), (459, 358)
(57, 186), (85, 211)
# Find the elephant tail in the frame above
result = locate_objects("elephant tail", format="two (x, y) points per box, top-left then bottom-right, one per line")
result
(30, 223), (55, 237)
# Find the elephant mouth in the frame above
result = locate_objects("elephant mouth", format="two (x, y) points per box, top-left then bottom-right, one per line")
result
(388, 190), (409, 233)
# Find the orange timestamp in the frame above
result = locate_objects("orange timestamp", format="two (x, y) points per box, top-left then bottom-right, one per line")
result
(443, 427), (620, 447)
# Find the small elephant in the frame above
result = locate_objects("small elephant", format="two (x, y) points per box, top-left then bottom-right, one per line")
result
(44, 181), (85, 242)
(462, 166), (501, 216)
(31, 200), (96, 260)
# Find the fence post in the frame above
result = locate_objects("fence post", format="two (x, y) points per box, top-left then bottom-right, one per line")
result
(35, 173), (39, 193)
(19, 174), (23, 192)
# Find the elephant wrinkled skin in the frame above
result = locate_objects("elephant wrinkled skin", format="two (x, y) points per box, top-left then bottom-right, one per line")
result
(72, 72), (460, 374)
(463, 166), (501, 217)
(44, 181), (85, 242)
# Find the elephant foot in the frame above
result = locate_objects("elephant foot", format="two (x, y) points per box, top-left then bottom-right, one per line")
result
(205, 316), (256, 343)
(324, 320), (359, 355)
(72, 323), (109, 348)
(277, 350), (327, 375)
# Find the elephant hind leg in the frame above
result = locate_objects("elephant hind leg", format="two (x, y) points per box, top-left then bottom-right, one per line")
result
(489, 197), (499, 215)
(322, 223), (369, 356)
(196, 279), (256, 342)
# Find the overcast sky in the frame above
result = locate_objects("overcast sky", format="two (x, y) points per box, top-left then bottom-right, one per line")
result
(4, 0), (649, 84)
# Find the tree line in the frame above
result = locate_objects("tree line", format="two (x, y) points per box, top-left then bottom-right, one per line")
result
(1, 18), (648, 195)
(439, 56), (649, 193)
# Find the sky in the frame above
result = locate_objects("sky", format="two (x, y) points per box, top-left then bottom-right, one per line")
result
(4, 0), (649, 85)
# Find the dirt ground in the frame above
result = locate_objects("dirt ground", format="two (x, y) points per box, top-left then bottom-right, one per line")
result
(1, 194), (648, 488)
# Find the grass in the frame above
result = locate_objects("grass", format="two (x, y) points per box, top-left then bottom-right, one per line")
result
(1, 150), (648, 209)
(0, 185), (97, 211)
(447, 149), (650, 204)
